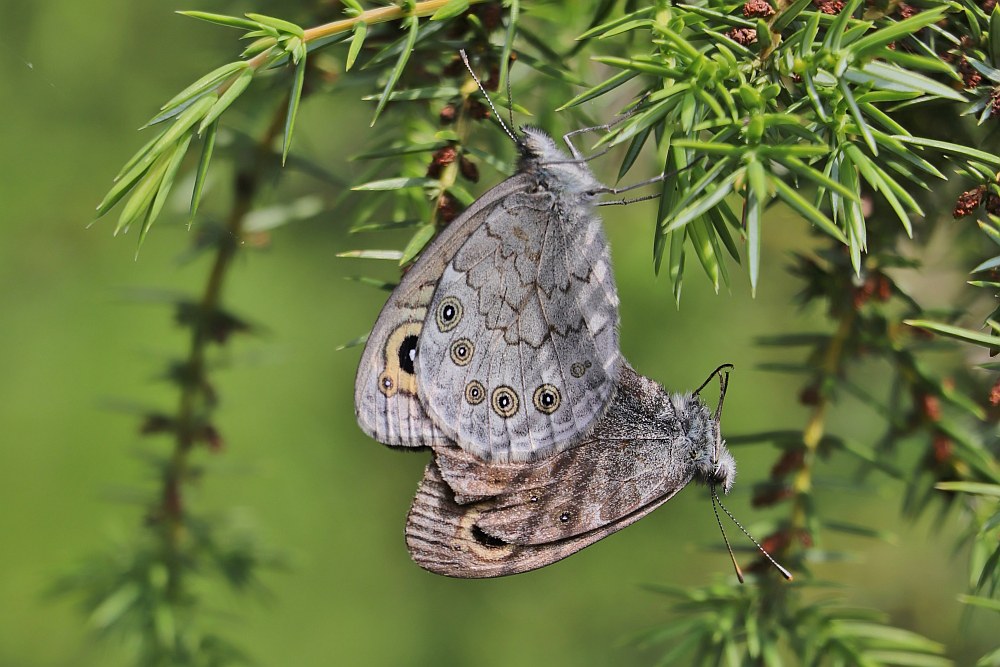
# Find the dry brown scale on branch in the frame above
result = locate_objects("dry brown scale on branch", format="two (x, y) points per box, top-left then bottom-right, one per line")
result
(743, 0), (775, 19)
(813, 0), (845, 15)
(727, 27), (758, 46)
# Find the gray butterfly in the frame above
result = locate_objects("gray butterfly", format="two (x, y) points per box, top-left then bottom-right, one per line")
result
(354, 126), (620, 462)
(404, 362), (742, 578)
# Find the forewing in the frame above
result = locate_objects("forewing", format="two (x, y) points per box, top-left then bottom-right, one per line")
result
(354, 174), (531, 448)
(416, 188), (620, 461)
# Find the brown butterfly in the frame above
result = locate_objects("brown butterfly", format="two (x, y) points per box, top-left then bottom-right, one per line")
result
(405, 362), (792, 579)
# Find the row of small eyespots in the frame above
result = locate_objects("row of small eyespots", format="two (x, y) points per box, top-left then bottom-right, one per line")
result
(437, 294), (595, 383)
(464, 382), (561, 418)
(452, 341), (594, 377)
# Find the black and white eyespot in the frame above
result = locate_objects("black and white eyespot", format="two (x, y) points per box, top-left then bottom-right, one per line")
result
(532, 384), (561, 414)
(450, 338), (474, 366)
(465, 380), (486, 405)
(435, 296), (463, 332)
(491, 385), (519, 418)
(397, 334), (419, 375)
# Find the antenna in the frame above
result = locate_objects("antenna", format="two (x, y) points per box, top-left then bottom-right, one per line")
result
(712, 488), (745, 584)
(504, 54), (515, 138)
(459, 50), (518, 146)
(694, 363), (735, 399)
(699, 362), (793, 582)
(712, 487), (794, 582)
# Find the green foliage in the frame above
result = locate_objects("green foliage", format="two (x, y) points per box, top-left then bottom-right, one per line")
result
(76, 0), (1000, 665)
(637, 582), (951, 666)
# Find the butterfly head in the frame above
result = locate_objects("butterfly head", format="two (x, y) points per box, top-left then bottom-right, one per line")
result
(673, 393), (736, 494)
(517, 126), (602, 197)
(687, 363), (738, 494)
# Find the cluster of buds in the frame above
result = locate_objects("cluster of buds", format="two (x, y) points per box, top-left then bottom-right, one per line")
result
(814, 0), (845, 14)
(727, 27), (758, 46)
(743, 0), (774, 17)
(954, 184), (1000, 218)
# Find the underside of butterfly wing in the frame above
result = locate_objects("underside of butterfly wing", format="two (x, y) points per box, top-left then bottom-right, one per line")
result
(430, 363), (704, 545)
(353, 174), (532, 449)
(404, 460), (675, 578)
(417, 188), (620, 462)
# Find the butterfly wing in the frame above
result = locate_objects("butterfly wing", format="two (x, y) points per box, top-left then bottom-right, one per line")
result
(432, 363), (699, 545)
(354, 173), (532, 448)
(405, 459), (673, 578)
(416, 187), (620, 462)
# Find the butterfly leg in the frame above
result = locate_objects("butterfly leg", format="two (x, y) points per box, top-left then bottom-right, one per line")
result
(562, 108), (643, 161)
(591, 156), (711, 206)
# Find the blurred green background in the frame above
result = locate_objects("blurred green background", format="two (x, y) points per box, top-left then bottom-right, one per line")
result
(1, 1), (997, 665)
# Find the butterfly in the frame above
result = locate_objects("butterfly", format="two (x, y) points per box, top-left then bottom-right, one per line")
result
(354, 122), (621, 462)
(404, 362), (749, 578)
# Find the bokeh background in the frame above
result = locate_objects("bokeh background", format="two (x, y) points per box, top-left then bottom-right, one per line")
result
(2, 1), (997, 665)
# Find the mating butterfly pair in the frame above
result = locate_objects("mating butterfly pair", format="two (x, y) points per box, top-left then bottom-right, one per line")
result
(351, 117), (769, 578)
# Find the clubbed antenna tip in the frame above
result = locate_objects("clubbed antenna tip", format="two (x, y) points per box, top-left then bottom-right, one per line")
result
(712, 486), (793, 583)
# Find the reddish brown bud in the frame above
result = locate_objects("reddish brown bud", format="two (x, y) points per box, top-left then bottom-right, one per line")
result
(752, 486), (795, 507)
(954, 186), (985, 218)
(813, 0), (845, 13)
(459, 156), (479, 183)
(437, 192), (460, 224)
(428, 147), (459, 178)
(759, 530), (792, 554)
(853, 276), (876, 309)
(919, 393), (942, 422)
(959, 57), (983, 89)
(991, 88), (1000, 116)
(474, 3), (503, 31)
(983, 0), (997, 13)
(433, 145), (457, 166)
(799, 385), (821, 406)
(200, 424), (223, 451)
(727, 27), (758, 46)
(932, 433), (953, 463)
(743, 0), (775, 17)
(771, 449), (805, 477)
(439, 104), (457, 125)
(898, 2), (918, 18)
(990, 379), (1000, 406)
(875, 273), (892, 302)
(987, 193), (1000, 216)
(483, 64), (501, 92)
(468, 99), (492, 120)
